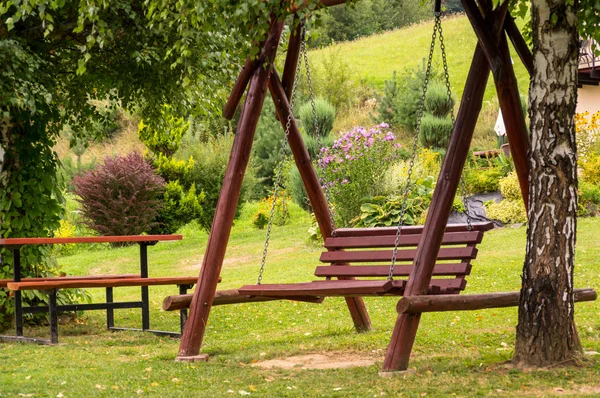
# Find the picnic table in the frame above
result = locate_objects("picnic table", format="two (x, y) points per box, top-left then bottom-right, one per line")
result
(0, 235), (198, 344)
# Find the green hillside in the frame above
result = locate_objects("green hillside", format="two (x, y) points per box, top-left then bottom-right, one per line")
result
(309, 15), (530, 103)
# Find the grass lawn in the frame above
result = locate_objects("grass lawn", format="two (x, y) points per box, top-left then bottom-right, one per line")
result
(309, 15), (531, 104)
(0, 203), (598, 397)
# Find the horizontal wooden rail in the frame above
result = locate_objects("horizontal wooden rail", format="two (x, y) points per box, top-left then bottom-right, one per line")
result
(324, 231), (483, 249)
(0, 235), (182, 246)
(162, 289), (324, 311)
(333, 222), (494, 238)
(396, 288), (598, 314)
(320, 247), (478, 263)
(314, 263), (471, 278)
(0, 274), (139, 288)
(8, 276), (200, 291)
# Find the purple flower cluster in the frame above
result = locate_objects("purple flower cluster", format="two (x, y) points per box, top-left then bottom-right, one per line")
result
(318, 123), (400, 169)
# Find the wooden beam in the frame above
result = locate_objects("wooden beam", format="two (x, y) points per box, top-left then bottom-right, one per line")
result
(382, 5), (508, 373)
(268, 69), (373, 332)
(504, 17), (534, 76)
(177, 17), (285, 360)
(396, 288), (597, 314)
(463, 0), (530, 208)
(281, 17), (303, 101)
(223, 57), (256, 120)
(163, 290), (324, 311)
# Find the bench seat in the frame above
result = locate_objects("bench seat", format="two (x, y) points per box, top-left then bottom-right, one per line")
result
(239, 222), (493, 299)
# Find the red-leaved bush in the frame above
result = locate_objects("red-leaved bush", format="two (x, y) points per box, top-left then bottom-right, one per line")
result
(73, 153), (165, 236)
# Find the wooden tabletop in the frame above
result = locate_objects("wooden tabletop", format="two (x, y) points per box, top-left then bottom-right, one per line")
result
(0, 235), (183, 246)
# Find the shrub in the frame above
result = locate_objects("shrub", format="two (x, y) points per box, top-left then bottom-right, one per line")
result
(138, 105), (189, 158)
(578, 181), (600, 216)
(253, 98), (290, 198)
(73, 153), (165, 236)
(376, 71), (400, 126)
(288, 165), (309, 210)
(298, 98), (336, 138)
(303, 132), (335, 161)
(318, 123), (400, 226)
(419, 114), (453, 149)
(464, 167), (505, 194)
(424, 81), (455, 117)
(178, 133), (254, 231)
(485, 199), (527, 224)
(352, 176), (434, 227)
(152, 181), (204, 234)
(253, 190), (291, 228)
(499, 172), (522, 201)
(575, 111), (600, 164)
(581, 153), (600, 186)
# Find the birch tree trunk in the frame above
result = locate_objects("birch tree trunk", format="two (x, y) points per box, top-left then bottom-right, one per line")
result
(513, 0), (581, 366)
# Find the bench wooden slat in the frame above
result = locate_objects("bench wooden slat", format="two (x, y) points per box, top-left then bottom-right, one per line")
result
(0, 235), (182, 246)
(324, 231), (483, 249)
(333, 222), (494, 238)
(7, 276), (199, 291)
(319, 247), (478, 263)
(238, 280), (394, 297)
(0, 274), (140, 288)
(314, 263), (472, 278)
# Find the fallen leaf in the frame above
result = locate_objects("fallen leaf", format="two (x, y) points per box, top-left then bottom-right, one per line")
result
(112, 386), (119, 390)
(144, 367), (152, 372)
(227, 390), (234, 394)
(238, 390), (251, 396)
(264, 377), (275, 382)
(150, 382), (159, 387)
(95, 385), (102, 390)
(249, 385), (256, 392)
(25, 376), (32, 380)
(18, 394), (33, 397)
(172, 378), (180, 383)
(333, 387), (343, 391)
(136, 389), (144, 395)
(57, 393), (64, 398)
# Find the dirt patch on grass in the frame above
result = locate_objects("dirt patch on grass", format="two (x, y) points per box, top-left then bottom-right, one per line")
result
(252, 352), (378, 370)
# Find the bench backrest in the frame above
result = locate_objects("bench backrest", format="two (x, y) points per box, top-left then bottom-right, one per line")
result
(315, 222), (493, 295)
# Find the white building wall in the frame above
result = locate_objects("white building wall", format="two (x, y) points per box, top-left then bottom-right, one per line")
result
(577, 84), (600, 115)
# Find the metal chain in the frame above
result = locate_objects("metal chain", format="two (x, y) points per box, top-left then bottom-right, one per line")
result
(302, 34), (337, 237)
(256, 44), (304, 285)
(438, 16), (473, 231)
(387, 16), (439, 281)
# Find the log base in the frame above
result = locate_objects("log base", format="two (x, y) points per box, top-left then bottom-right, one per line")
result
(378, 369), (417, 378)
(175, 354), (209, 363)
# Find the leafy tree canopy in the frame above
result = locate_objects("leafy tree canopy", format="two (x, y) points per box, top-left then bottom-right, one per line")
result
(506, 0), (600, 47)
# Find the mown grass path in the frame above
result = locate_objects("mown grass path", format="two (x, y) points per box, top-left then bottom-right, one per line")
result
(1, 204), (598, 397)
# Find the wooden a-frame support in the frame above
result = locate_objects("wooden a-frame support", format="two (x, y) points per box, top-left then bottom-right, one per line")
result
(177, 0), (533, 371)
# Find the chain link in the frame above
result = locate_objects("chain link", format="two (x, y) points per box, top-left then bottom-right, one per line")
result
(387, 16), (439, 281)
(438, 17), (473, 231)
(256, 37), (304, 285)
(302, 37), (338, 237)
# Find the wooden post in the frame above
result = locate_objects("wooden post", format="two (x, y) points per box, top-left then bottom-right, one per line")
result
(504, 17), (534, 76)
(223, 56), (256, 120)
(462, 0), (530, 209)
(176, 18), (285, 360)
(268, 70), (373, 332)
(281, 17), (303, 101)
(381, 6), (508, 373)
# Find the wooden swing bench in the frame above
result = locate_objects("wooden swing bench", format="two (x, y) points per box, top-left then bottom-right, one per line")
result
(237, 222), (493, 298)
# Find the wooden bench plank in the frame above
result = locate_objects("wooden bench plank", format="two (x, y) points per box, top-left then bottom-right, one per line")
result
(7, 276), (200, 291)
(333, 222), (494, 237)
(314, 263), (472, 278)
(324, 231), (483, 249)
(319, 247), (478, 263)
(0, 235), (182, 246)
(238, 280), (393, 297)
(0, 274), (140, 288)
